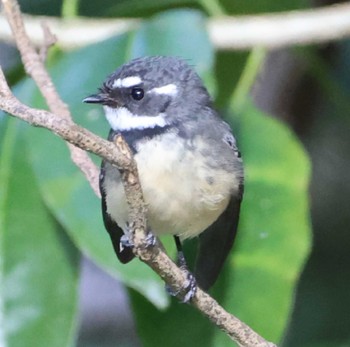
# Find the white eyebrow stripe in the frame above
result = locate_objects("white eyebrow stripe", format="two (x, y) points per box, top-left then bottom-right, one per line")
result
(112, 76), (142, 88)
(150, 84), (178, 96)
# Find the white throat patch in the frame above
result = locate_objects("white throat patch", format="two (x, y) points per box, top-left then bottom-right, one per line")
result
(103, 106), (168, 131)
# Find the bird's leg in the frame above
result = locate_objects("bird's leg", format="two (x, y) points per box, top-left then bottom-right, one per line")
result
(166, 236), (197, 303)
(174, 235), (188, 269)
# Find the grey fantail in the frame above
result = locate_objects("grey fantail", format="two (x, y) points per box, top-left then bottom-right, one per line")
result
(83, 56), (244, 293)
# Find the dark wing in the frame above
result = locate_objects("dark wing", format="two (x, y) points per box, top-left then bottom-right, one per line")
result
(194, 183), (243, 290)
(100, 160), (135, 264)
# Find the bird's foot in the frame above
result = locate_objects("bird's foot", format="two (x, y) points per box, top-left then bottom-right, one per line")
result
(120, 222), (134, 250)
(182, 272), (197, 303)
(120, 234), (134, 250)
(143, 231), (157, 248)
(120, 227), (156, 252)
(166, 271), (197, 303)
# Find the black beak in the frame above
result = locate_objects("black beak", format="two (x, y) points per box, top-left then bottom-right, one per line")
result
(83, 93), (105, 104)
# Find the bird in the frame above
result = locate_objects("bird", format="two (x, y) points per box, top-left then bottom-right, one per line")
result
(83, 56), (244, 295)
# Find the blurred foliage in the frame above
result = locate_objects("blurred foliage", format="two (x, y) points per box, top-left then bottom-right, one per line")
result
(0, 118), (80, 347)
(2, 0), (339, 346)
(282, 41), (350, 347)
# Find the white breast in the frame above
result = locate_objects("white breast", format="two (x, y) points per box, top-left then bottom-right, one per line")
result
(103, 132), (239, 240)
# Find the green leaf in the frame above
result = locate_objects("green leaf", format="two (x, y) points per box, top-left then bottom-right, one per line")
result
(130, 9), (215, 94)
(217, 103), (311, 342)
(0, 118), (80, 347)
(131, 290), (213, 347)
(130, 10), (213, 72)
(130, 104), (311, 346)
(20, 9), (213, 308)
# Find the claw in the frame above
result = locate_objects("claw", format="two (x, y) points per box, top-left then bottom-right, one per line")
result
(120, 225), (156, 252)
(120, 223), (134, 251)
(165, 271), (197, 303)
(182, 272), (197, 303)
(119, 234), (134, 252)
(144, 232), (157, 248)
(165, 283), (177, 297)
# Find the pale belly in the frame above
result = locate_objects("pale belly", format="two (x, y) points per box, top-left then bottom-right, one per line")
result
(103, 133), (239, 239)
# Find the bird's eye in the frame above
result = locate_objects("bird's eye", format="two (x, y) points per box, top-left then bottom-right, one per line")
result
(131, 87), (144, 101)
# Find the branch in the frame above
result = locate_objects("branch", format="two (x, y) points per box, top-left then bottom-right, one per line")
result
(209, 3), (350, 49)
(0, 67), (276, 347)
(1, 0), (100, 196)
(1, 3), (350, 50)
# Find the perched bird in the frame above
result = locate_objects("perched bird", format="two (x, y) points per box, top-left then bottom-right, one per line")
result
(84, 56), (244, 293)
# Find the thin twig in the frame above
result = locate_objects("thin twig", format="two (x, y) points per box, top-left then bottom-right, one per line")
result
(1, 3), (350, 50)
(1, 0), (100, 196)
(39, 21), (57, 62)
